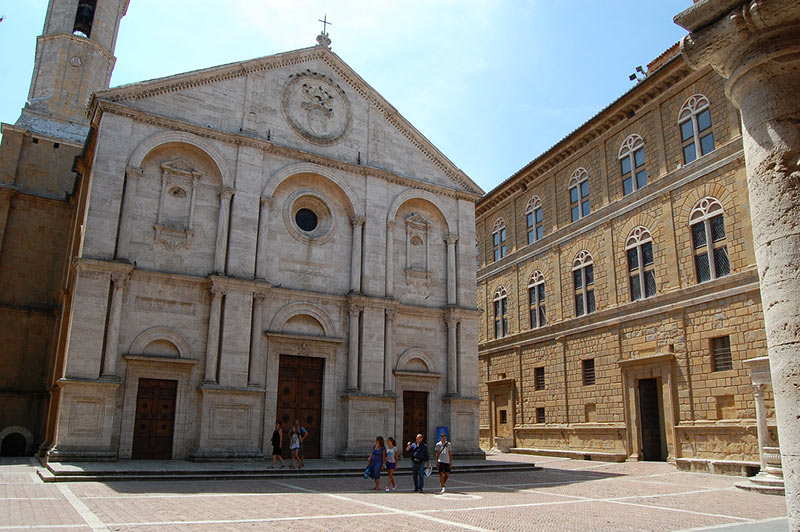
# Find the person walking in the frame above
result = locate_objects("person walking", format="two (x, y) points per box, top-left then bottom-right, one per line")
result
(367, 436), (387, 490)
(288, 425), (301, 469)
(294, 419), (308, 469)
(385, 437), (398, 491)
(270, 421), (285, 468)
(405, 433), (429, 493)
(435, 432), (453, 493)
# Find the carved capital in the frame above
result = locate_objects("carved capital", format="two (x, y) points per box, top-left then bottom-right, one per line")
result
(752, 382), (766, 398)
(351, 215), (366, 228)
(210, 286), (227, 298)
(444, 233), (459, 245)
(219, 187), (235, 201)
(348, 302), (363, 315)
(253, 292), (267, 303)
(125, 166), (144, 181)
(110, 272), (130, 288)
(385, 309), (397, 321)
(260, 195), (272, 208)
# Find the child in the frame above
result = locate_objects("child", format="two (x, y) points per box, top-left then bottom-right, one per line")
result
(289, 425), (301, 469)
(270, 421), (285, 468)
(384, 437), (398, 491)
(367, 436), (387, 490)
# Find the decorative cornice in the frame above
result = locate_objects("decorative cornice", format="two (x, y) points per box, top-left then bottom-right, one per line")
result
(90, 99), (481, 203)
(88, 46), (483, 197)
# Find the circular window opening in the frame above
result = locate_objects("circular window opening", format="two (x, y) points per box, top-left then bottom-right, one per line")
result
(295, 208), (318, 232)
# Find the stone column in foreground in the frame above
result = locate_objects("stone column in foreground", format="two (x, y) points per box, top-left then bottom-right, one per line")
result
(674, 1), (800, 526)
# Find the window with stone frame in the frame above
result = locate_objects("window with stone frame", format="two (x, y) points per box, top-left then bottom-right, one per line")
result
(568, 168), (590, 222)
(679, 94), (715, 164)
(154, 158), (200, 251)
(535, 407), (546, 424)
(690, 197), (730, 283)
(712, 336), (733, 371)
(534, 366), (545, 391)
(525, 196), (544, 244)
(528, 270), (546, 329)
(572, 250), (595, 316)
(404, 213), (430, 279)
(493, 286), (509, 339)
(619, 134), (647, 195)
(492, 217), (507, 262)
(626, 226), (656, 301)
(582, 358), (596, 386)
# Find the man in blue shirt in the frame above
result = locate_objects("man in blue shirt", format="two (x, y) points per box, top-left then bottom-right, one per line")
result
(405, 433), (430, 492)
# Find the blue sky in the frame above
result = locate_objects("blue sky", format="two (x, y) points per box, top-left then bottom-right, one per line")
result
(0, 1), (691, 193)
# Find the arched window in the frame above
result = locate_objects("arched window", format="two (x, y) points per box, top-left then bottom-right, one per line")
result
(572, 251), (595, 316)
(569, 168), (590, 222)
(690, 197), (729, 282)
(528, 271), (546, 329)
(619, 134), (647, 195)
(679, 94), (715, 164)
(525, 196), (544, 244)
(492, 217), (507, 262)
(626, 226), (656, 301)
(493, 286), (509, 338)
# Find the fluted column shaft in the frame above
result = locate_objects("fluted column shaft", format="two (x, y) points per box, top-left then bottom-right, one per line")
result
(255, 196), (271, 280)
(350, 216), (365, 293)
(384, 309), (396, 393)
(347, 303), (361, 390)
(101, 273), (128, 377)
(204, 288), (224, 382)
(445, 234), (458, 305)
(214, 188), (234, 274)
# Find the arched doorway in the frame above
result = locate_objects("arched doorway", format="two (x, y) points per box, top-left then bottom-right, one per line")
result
(1, 433), (28, 457)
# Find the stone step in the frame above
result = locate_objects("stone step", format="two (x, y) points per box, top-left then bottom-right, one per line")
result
(37, 461), (540, 483)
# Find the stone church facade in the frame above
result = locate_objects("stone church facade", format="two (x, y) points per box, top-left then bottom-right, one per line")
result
(476, 46), (775, 473)
(1, 0), (484, 461)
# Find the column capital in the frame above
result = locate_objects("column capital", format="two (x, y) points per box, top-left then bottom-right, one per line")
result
(210, 286), (227, 298)
(125, 166), (144, 180)
(752, 382), (766, 398)
(348, 302), (363, 315)
(219, 187), (235, 201)
(351, 215), (366, 227)
(385, 309), (397, 321)
(110, 272), (130, 287)
(444, 233), (459, 245)
(253, 292), (267, 303)
(260, 195), (272, 207)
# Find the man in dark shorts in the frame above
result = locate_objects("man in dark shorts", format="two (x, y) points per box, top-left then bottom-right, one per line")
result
(435, 432), (453, 493)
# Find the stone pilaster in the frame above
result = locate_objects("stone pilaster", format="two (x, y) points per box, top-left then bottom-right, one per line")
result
(675, 2), (800, 524)
(115, 166), (142, 260)
(445, 233), (458, 305)
(255, 196), (271, 280)
(204, 287), (225, 383)
(385, 221), (394, 297)
(214, 187), (234, 274)
(249, 293), (266, 386)
(100, 272), (129, 377)
(383, 309), (396, 394)
(445, 312), (458, 395)
(347, 301), (361, 391)
(350, 216), (365, 294)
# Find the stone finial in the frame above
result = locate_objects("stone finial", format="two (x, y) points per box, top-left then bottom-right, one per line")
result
(316, 32), (331, 49)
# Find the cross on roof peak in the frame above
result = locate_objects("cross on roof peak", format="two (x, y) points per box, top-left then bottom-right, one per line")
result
(316, 14), (332, 48)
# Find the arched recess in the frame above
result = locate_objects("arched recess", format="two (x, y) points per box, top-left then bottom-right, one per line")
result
(262, 162), (363, 217)
(268, 302), (337, 338)
(128, 131), (232, 187)
(0, 425), (33, 456)
(128, 327), (192, 358)
(395, 348), (438, 374)
(387, 189), (456, 234)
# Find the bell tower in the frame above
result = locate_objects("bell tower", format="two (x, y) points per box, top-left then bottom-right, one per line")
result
(23, 0), (129, 126)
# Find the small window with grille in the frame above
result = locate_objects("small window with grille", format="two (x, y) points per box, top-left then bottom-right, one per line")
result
(712, 336), (732, 371)
(582, 358), (595, 386)
(535, 407), (546, 424)
(534, 367), (545, 391)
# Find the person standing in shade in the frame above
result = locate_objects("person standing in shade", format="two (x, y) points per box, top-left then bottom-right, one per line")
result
(270, 421), (285, 468)
(294, 419), (308, 469)
(435, 432), (453, 493)
(384, 437), (398, 491)
(405, 433), (429, 492)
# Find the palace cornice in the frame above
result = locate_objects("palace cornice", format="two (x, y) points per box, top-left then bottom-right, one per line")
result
(90, 99), (481, 203)
(477, 142), (744, 281)
(476, 56), (694, 217)
(0, 123), (85, 150)
(88, 46), (482, 197)
(479, 270), (760, 356)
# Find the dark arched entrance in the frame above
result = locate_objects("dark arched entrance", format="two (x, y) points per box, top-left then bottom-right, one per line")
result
(1, 433), (28, 457)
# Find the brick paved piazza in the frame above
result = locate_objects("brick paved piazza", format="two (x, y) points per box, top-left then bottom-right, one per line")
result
(0, 455), (788, 532)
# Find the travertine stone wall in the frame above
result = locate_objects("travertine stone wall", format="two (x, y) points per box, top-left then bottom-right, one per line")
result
(477, 56), (769, 469)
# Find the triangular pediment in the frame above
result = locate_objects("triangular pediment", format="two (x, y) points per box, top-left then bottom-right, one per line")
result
(92, 45), (482, 196)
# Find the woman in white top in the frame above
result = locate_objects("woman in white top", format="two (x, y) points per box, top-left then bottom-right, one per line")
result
(385, 437), (398, 491)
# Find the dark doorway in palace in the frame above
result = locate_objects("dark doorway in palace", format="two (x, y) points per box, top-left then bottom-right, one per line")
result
(132, 378), (177, 459)
(0, 433), (27, 456)
(402, 390), (428, 457)
(277, 355), (323, 459)
(638, 378), (665, 461)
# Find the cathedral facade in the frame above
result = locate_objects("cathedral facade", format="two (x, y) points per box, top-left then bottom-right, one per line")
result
(1, 0), (484, 461)
(476, 46), (774, 473)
